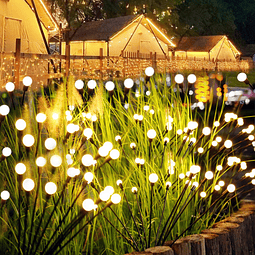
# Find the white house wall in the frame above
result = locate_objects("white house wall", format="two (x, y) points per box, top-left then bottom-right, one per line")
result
(0, 0), (47, 53)
(109, 22), (169, 56)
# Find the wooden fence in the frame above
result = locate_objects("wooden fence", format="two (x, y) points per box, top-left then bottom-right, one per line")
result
(0, 39), (253, 91)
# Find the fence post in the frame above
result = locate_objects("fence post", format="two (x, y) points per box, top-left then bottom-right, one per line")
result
(153, 52), (157, 71)
(100, 48), (103, 79)
(65, 44), (70, 76)
(15, 38), (21, 88)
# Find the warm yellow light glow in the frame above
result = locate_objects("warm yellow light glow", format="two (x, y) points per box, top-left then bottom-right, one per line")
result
(214, 121), (220, 127)
(216, 136), (222, 143)
(188, 121), (198, 130)
(36, 157), (46, 167)
(52, 113), (59, 120)
(179, 173), (185, 179)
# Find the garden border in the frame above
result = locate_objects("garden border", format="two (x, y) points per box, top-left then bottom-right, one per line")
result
(125, 200), (255, 255)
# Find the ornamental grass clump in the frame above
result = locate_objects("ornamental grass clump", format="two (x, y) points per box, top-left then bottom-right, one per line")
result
(0, 70), (254, 254)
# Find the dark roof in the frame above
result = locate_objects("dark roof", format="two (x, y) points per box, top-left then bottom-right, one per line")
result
(176, 35), (225, 52)
(71, 15), (137, 41)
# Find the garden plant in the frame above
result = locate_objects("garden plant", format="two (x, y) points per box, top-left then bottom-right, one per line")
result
(0, 69), (255, 254)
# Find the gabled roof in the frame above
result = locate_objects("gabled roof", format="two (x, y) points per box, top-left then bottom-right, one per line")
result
(176, 35), (225, 52)
(71, 14), (175, 47)
(25, 0), (58, 32)
(71, 15), (137, 41)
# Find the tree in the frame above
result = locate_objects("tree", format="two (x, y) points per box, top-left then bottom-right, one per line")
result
(46, 0), (103, 44)
(176, 0), (236, 40)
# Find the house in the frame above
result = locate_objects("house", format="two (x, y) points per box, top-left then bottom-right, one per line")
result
(0, 0), (58, 53)
(61, 14), (175, 57)
(175, 35), (241, 61)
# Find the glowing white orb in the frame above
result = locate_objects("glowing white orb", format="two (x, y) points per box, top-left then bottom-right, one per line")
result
(15, 163), (26, 175)
(2, 147), (11, 157)
(82, 199), (95, 211)
(22, 178), (35, 192)
(36, 157), (46, 167)
(110, 149), (120, 160)
(187, 74), (196, 84)
(15, 119), (26, 131)
(0, 105), (10, 116)
(75, 79), (84, 90)
(50, 155), (62, 167)
(45, 182), (57, 195)
(124, 78), (134, 89)
(36, 113), (46, 123)
(45, 138), (57, 150)
(202, 127), (211, 136)
(111, 194), (121, 204)
(147, 129), (156, 139)
(237, 72), (247, 82)
(83, 128), (93, 139)
(174, 74), (184, 84)
(82, 154), (94, 167)
(205, 171), (214, 180)
(104, 186), (114, 196)
(224, 140), (233, 149)
(149, 173), (158, 183)
(1, 190), (10, 200)
(99, 191), (110, 201)
(23, 76), (32, 86)
(84, 172), (94, 183)
(145, 67), (154, 77)
(22, 135), (35, 147)
(88, 80), (97, 89)
(227, 184), (236, 193)
(105, 81), (115, 91)
(132, 187), (138, 193)
(5, 82), (15, 92)
(200, 191), (206, 198)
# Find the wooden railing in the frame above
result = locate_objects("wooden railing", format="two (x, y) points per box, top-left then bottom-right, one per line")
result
(0, 39), (253, 91)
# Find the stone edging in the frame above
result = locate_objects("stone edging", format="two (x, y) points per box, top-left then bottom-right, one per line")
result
(125, 201), (255, 255)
